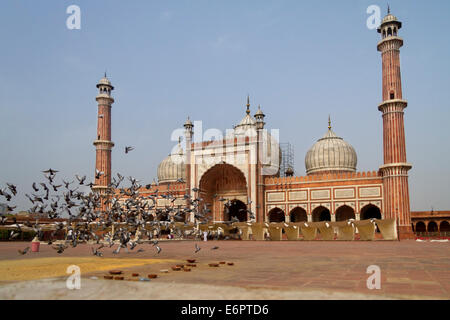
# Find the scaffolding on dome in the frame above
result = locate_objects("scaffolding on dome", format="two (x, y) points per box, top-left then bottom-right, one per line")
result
(279, 142), (295, 177)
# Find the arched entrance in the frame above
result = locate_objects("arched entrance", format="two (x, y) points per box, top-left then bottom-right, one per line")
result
(427, 221), (438, 232)
(268, 208), (285, 222)
(156, 210), (169, 221)
(199, 163), (247, 222)
(312, 206), (331, 222)
(172, 211), (186, 222)
(440, 221), (450, 232)
(335, 205), (355, 221)
(290, 207), (307, 222)
(224, 199), (247, 222)
(415, 221), (426, 233)
(360, 204), (382, 220)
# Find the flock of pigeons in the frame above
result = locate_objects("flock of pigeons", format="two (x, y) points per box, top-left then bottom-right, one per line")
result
(0, 159), (243, 256)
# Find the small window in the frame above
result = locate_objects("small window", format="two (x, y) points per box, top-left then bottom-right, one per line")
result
(390, 92), (395, 99)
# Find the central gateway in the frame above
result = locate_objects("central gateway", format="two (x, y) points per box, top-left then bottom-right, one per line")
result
(199, 164), (248, 222)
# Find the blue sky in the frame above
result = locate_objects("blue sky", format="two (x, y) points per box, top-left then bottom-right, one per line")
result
(0, 0), (449, 211)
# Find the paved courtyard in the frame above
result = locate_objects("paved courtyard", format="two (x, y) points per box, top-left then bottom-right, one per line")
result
(0, 240), (449, 299)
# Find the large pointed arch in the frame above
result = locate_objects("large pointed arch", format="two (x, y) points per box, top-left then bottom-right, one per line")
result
(198, 163), (247, 221)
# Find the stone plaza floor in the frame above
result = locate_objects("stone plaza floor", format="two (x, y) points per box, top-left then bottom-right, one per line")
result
(0, 240), (449, 299)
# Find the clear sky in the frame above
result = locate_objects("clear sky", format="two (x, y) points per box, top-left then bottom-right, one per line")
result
(0, 0), (449, 212)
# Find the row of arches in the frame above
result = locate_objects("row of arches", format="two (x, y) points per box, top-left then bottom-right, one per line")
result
(267, 204), (382, 223)
(414, 221), (450, 233)
(382, 26), (398, 39)
(99, 86), (112, 95)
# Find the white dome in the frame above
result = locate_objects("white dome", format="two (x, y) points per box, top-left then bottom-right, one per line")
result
(157, 143), (186, 184)
(97, 76), (112, 87)
(382, 13), (398, 24)
(305, 126), (357, 175)
(233, 113), (257, 135)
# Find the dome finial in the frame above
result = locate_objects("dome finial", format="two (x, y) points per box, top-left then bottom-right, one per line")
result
(328, 115), (332, 130)
(246, 95), (250, 115)
(387, 4), (390, 14)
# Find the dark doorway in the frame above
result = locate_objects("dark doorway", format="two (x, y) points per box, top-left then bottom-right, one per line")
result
(360, 204), (382, 220)
(427, 221), (438, 232)
(268, 208), (285, 222)
(312, 206), (331, 222)
(335, 205), (356, 221)
(415, 221), (426, 233)
(440, 221), (450, 232)
(224, 199), (247, 222)
(290, 207), (307, 222)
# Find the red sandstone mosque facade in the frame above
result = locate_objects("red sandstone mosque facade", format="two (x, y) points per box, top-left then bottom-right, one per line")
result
(92, 10), (416, 239)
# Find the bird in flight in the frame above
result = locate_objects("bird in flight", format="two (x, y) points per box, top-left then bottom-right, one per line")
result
(125, 146), (134, 154)
(42, 169), (58, 176)
(6, 183), (17, 196)
(75, 174), (87, 185)
(32, 182), (39, 192)
(0, 189), (12, 202)
(95, 169), (105, 180)
(9, 230), (20, 240)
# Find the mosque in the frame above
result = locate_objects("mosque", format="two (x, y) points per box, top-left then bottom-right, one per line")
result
(92, 9), (415, 239)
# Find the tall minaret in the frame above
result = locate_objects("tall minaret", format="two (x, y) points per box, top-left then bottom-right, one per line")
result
(254, 105), (265, 223)
(377, 9), (414, 239)
(183, 117), (194, 222)
(92, 74), (114, 207)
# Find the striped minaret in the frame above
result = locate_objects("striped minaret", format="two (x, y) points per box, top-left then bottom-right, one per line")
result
(92, 74), (114, 211)
(377, 9), (414, 239)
